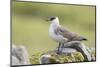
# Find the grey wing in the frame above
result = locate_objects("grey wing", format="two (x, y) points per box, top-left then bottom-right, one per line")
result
(56, 26), (87, 41)
(72, 35), (88, 41)
(55, 26), (74, 40)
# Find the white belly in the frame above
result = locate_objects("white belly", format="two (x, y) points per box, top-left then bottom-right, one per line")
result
(49, 27), (68, 43)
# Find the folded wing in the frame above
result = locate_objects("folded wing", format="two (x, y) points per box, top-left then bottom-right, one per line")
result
(55, 26), (87, 42)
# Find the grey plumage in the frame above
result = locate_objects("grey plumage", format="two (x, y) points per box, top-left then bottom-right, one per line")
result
(55, 26), (87, 42)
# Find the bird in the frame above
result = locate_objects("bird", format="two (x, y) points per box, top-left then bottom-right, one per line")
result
(47, 16), (87, 54)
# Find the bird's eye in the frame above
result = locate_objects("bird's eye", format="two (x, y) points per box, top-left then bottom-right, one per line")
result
(50, 17), (55, 21)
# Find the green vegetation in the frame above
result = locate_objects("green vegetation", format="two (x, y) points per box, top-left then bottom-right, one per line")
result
(12, 1), (96, 62)
(30, 51), (85, 64)
(29, 49), (95, 64)
(30, 52), (42, 64)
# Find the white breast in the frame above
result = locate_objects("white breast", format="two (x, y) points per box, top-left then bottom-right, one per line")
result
(49, 25), (68, 43)
(49, 18), (68, 43)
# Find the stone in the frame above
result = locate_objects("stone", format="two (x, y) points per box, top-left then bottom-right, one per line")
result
(40, 51), (85, 64)
(62, 41), (92, 61)
(55, 47), (77, 55)
(40, 54), (60, 64)
(12, 45), (30, 66)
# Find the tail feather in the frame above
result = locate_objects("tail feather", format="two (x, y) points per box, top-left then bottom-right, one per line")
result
(82, 38), (88, 41)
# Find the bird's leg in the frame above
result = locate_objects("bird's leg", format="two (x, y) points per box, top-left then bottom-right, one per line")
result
(57, 42), (61, 54)
(60, 43), (64, 53)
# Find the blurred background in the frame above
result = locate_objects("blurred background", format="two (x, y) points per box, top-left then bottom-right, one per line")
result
(12, 1), (96, 57)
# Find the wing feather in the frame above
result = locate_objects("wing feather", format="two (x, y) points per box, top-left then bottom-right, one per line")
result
(55, 26), (87, 41)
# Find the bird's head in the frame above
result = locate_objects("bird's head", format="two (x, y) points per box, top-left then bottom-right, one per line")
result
(46, 16), (59, 22)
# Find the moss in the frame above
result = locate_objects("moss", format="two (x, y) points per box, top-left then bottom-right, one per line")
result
(60, 56), (73, 63)
(73, 52), (84, 62)
(59, 52), (84, 63)
(30, 52), (42, 64)
(30, 51), (85, 64)
(49, 57), (60, 63)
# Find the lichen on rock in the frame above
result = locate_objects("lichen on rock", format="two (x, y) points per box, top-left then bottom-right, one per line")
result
(30, 51), (85, 64)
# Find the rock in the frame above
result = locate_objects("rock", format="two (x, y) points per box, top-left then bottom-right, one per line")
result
(56, 48), (77, 55)
(40, 54), (60, 64)
(88, 48), (96, 61)
(12, 56), (21, 65)
(62, 41), (92, 61)
(39, 41), (95, 64)
(40, 54), (51, 64)
(12, 45), (17, 56)
(12, 45), (30, 66)
(40, 51), (84, 64)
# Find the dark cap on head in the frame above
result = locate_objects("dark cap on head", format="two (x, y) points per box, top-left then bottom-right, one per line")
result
(47, 16), (56, 21)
